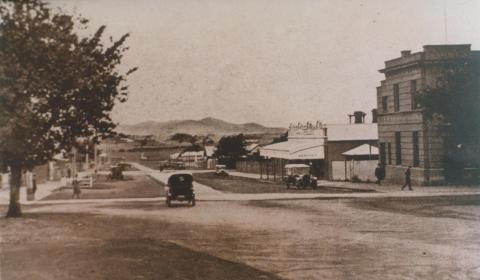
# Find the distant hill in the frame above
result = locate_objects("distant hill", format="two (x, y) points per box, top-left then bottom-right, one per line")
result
(116, 117), (286, 140)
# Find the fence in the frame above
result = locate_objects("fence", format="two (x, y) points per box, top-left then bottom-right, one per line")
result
(331, 160), (378, 182)
(236, 159), (286, 181)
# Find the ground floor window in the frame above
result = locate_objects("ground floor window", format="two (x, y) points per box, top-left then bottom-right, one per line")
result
(395, 132), (401, 165)
(413, 131), (419, 167)
(379, 143), (386, 165)
(387, 142), (392, 165)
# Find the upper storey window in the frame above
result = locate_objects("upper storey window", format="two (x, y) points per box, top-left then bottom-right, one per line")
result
(411, 80), (417, 110)
(382, 96), (388, 112)
(393, 84), (400, 112)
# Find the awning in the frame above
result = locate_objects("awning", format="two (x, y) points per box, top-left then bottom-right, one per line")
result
(285, 164), (310, 168)
(342, 144), (378, 156)
(260, 141), (325, 160)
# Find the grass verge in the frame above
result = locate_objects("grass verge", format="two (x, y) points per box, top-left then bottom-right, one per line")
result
(194, 172), (371, 194)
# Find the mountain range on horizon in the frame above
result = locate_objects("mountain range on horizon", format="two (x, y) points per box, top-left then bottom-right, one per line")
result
(116, 117), (286, 140)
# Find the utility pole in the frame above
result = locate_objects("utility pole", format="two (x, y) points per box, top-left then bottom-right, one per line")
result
(72, 146), (77, 177)
(443, 0), (448, 43)
(94, 142), (98, 171)
(85, 142), (89, 170)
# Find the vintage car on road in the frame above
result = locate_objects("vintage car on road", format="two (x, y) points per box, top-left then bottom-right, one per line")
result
(284, 164), (318, 189)
(108, 163), (126, 180)
(165, 173), (195, 207)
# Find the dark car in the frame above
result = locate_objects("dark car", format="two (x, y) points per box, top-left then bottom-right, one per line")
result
(108, 165), (124, 180)
(165, 173), (195, 207)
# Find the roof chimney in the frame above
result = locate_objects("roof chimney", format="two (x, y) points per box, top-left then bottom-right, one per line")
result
(401, 50), (411, 57)
(349, 111), (366, 124)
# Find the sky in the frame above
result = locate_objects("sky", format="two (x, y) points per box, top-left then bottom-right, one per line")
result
(50, 0), (480, 127)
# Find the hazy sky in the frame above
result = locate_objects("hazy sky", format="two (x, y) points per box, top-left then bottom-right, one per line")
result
(50, 0), (480, 127)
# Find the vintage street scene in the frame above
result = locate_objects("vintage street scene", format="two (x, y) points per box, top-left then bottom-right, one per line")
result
(1, 1), (480, 279)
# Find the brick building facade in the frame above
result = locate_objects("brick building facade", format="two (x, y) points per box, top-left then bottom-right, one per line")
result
(377, 45), (480, 185)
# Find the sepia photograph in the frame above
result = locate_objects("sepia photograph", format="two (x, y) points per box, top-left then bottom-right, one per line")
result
(1, 0), (480, 279)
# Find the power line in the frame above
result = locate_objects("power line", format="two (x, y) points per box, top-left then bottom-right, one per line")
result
(443, 0), (448, 43)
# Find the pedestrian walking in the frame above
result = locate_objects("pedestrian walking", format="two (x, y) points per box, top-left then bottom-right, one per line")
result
(72, 174), (81, 198)
(401, 166), (413, 191)
(32, 174), (37, 194)
(374, 164), (385, 185)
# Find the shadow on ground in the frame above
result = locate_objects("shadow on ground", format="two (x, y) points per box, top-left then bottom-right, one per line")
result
(0, 211), (280, 280)
(350, 195), (480, 221)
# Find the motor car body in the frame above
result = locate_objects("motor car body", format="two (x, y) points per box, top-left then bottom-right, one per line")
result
(108, 165), (124, 180)
(165, 172), (195, 207)
(284, 164), (317, 189)
(214, 164), (228, 176)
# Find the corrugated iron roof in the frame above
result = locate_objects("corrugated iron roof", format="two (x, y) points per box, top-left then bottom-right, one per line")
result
(342, 144), (379, 156)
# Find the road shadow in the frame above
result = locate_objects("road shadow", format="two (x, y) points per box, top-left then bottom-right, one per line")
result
(0, 210), (281, 280)
(349, 195), (480, 221)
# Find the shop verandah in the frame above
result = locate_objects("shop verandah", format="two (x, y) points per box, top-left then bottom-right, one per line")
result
(235, 137), (327, 181)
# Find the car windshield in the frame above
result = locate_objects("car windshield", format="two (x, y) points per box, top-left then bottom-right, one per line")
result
(286, 167), (310, 176)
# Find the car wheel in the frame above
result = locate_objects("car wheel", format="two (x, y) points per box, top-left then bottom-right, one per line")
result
(166, 197), (171, 207)
(191, 197), (196, 207)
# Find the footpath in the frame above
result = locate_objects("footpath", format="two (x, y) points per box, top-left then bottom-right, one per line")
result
(227, 170), (480, 194)
(0, 171), (91, 206)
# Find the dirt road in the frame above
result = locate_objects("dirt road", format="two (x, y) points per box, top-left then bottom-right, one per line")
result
(2, 194), (480, 280)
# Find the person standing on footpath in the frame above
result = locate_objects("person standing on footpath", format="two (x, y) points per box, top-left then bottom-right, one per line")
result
(401, 166), (413, 191)
(32, 174), (37, 195)
(375, 164), (385, 185)
(72, 174), (81, 198)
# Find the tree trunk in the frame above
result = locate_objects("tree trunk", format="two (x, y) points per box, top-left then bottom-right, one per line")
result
(6, 166), (22, 218)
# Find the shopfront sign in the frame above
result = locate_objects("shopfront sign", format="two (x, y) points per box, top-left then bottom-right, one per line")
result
(288, 121), (326, 139)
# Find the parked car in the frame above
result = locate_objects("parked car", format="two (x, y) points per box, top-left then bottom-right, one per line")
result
(165, 173), (195, 207)
(108, 165), (124, 180)
(214, 164), (228, 176)
(284, 164), (317, 189)
(117, 162), (132, 170)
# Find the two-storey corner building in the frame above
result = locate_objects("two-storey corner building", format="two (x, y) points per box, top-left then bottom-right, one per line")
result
(376, 44), (480, 185)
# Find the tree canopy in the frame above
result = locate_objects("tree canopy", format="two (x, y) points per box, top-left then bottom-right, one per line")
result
(169, 133), (198, 144)
(213, 134), (247, 167)
(417, 60), (480, 145)
(0, 0), (137, 217)
(417, 60), (480, 173)
(271, 132), (288, 144)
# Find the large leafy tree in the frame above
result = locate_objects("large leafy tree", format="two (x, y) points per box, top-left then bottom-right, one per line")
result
(213, 134), (248, 168)
(169, 133), (198, 145)
(0, 0), (137, 217)
(417, 60), (480, 170)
